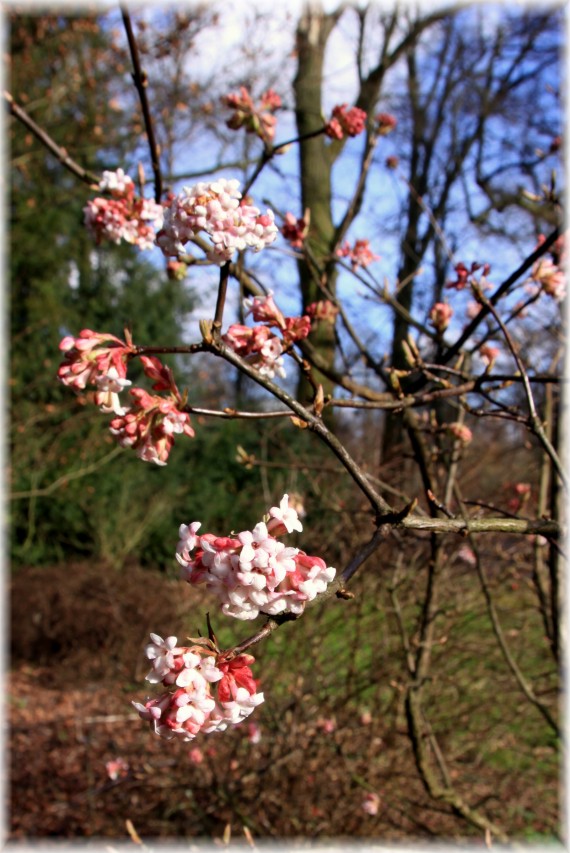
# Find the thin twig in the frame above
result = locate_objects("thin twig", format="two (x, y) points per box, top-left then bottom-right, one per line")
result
(440, 227), (560, 367)
(5, 90), (100, 186)
(120, 8), (163, 203)
(203, 336), (396, 519)
(212, 262), (231, 336)
(472, 284), (567, 488)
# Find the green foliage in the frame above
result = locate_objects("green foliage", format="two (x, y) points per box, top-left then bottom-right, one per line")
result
(8, 12), (201, 570)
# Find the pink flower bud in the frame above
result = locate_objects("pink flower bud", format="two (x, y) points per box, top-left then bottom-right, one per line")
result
(429, 302), (453, 332)
(376, 112), (397, 134)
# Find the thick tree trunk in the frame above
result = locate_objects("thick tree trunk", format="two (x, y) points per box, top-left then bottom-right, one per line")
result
(293, 7), (339, 404)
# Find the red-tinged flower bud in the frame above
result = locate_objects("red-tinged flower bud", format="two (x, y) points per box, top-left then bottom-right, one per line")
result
(376, 112), (397, 134)
(429, 302), (453, 332)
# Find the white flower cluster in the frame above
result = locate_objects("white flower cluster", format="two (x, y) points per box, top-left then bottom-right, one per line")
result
(133, 634), (264, 742)
(99, 168), (135, 196)
(157, 178), (278, 264)
(176, 495), (336, 620)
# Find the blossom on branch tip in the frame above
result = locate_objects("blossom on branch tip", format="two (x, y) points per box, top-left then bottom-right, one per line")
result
(507, 482), (531, 513)
(222, 86), (281, 144)
(447, 422), (472, 444)
(281, 211), (310, 249)
(57, 329), (134, 396)
(325, 104), (367, 139)
(337, 239), (380, 271)
(224, 323), (286, 379)
(306, 300), (339, 325)
(267, 493), (304, 535)
(109, 386), (194, 466)
(376, 112), (397, 135)
(243, 291), (285, 327)
(99, 169), (134, 197)
(84, 170), (163, 250)
(532, 258), (565, 301)
(479, 344), (500, 367)
(429, 302), (453, 332)
(446, 260), (491, 292)
(134, 636), (264, 741)
(224, 294), (311, 379)
(176, 494), (336, 620)
(157, 179), (278, 265)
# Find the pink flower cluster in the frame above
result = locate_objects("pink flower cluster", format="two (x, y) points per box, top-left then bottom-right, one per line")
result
(58, 329), (134, 405)
(176, 494), (336, 620)
(429, 302), (453, 332)
(306, 300), (339, 325)
(281, 210), (310, 249)
(223, 292), (311, 379)
(337, 239), (380, 271)
(325, 104), (367, 139)
(157, 179), (278, 265)
(221, 86), (282, 144)
(109, 357), (194, 466)
(57, 331), (194, 465)
(84, 169), (164, 250)
(133, 634), (264, 741)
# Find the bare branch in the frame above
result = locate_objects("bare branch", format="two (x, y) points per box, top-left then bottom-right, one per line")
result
(5, 90), (100, 186)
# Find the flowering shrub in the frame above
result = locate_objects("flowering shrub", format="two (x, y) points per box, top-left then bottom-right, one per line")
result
(84, 169), (163, 249)
(133, 634), (264, 741)
(175, 494), (336, 620)
(157, 178), (278, 264)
